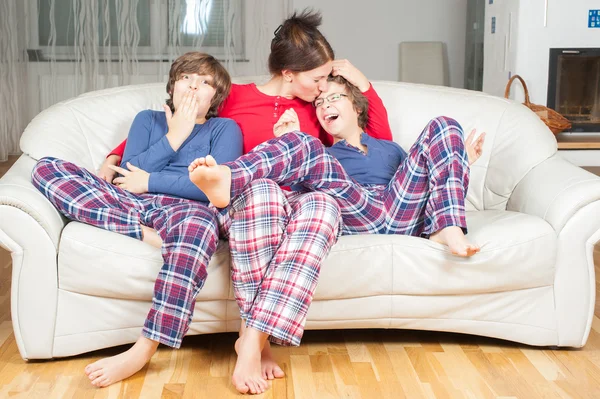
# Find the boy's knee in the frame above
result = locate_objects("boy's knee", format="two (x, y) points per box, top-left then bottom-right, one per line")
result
(234, 179), (286, 208)
(284, 131), (322, 151)
(32, 156), (59, 185)
(246, 178), (282, 194)
(33, 156), (56, 173)
(299, 132), (324, 151)
(297, 192), (341, 223)
(182, 214), (219, 238)
(433, 116), (463, 133)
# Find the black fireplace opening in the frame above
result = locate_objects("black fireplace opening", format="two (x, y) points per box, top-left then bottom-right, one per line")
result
(547, 48), (600, 133)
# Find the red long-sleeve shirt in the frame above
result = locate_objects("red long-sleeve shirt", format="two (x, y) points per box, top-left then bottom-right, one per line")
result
(108, 82), (392, 158)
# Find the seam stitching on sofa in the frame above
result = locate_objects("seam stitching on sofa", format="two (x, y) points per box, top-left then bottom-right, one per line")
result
(389, 243), (393, 329)
(542, 179), (600, 231)
(484, 103), (509, 210)
(333, 230), (556, 255)
(60, 232), (229, 260)
(67, 107), (97, 171)
(54, 317), (558, 338)
(59, 285), (555, 307)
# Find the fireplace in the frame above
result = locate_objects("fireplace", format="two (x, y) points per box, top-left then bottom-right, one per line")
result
(547, 48), (600, 133)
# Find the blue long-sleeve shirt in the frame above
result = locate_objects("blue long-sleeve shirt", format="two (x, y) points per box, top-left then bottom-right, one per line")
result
(326, 132), (407, 186)
(121, 110), (243, 202)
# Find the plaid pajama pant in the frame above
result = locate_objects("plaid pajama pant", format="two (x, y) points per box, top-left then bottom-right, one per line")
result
(225, 116), (470, 237)
(217, 179), (341, 346)
(31, 157), (220, 348)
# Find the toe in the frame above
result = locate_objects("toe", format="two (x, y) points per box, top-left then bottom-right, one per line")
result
(258, 377), (269, 390)
(91, 376), (104, 387)
(88, 370), (103, 381)
(85, 362), (101, 375)
(253, 380), (264, 394)
(247, 381), (258, 394)
(97, 376), (110, 388)
(233, 379), (249, 394)
(274, 367), (285, 378)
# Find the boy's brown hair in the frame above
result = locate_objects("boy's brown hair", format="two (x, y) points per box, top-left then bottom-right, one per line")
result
(166, 52), (231, 119)
(327, 75), (369, 129)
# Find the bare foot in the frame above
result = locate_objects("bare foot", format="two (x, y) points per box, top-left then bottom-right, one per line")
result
(236, 337), (284, 381)
(188, 155), (232, 208)
(232, 333), (269, 394)
(430, 226), (480, 257)
(141, 225), (162, 249)
(239, 321), (284, 380)
(84, 336), (158, 388)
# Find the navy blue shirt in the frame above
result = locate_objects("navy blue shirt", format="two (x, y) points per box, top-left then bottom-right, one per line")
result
(121, 110), (243, 202)
(326, 133), (407, 185)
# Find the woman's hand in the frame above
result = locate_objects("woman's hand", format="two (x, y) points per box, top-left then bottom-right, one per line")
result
(109, 162), (150, 194)
(273, 108), (300, 137)
(331, 59), (370, 92)
(465, 129), (486, 165)
(97, 154), (121, 184)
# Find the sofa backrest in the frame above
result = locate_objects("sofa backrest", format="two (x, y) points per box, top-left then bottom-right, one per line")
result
(20, 78), (557, 211)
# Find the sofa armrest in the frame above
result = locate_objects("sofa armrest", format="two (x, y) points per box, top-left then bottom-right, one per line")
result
(0, 155), (66, 249)
(0, 154), (66, 359)
(507, 154), (600, 234)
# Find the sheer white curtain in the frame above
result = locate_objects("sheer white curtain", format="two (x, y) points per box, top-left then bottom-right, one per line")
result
(0, 0), (290, 162)
(0, 1), (29, 161)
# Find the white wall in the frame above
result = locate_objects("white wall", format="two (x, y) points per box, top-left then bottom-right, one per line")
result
(516, 0), (600, 104)
(482, 0), (519, 99)
(484, 0), (600, 104)
(293, 0), (468, 88)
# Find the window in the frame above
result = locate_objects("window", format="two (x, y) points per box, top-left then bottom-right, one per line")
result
(29, 0), (244, 60)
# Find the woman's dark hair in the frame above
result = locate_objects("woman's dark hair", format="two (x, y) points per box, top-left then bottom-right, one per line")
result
(327, 75), (369, 130)
(268, 9), (335, 75)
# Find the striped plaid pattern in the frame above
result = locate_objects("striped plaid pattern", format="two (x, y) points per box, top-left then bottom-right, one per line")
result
(217, 179), (341, 346)
(216, 179), (289, 321)
(226, 116), (469, 237)
(32, 157), (220, 348)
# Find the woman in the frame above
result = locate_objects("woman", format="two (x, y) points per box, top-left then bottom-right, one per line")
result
(99, 10), (393, 394)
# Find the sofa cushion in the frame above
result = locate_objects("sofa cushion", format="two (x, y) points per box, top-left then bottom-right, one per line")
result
(58, 222), (233, 301)
(58, 210), (556, 301)
(316, 210), (556, 299)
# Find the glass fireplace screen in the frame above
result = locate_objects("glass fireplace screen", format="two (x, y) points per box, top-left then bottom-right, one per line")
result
(547, 48), (600, 132)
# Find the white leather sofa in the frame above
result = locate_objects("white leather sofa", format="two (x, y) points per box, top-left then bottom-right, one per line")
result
(1, 79), (599, 361)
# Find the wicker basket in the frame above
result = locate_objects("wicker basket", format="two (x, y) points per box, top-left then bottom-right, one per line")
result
(504, 75), (572, 135)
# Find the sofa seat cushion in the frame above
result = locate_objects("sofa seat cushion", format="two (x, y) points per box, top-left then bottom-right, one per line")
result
(314, 210), (557, 299)
(58, 222), (233, 301)
(58, 210), (556, 301)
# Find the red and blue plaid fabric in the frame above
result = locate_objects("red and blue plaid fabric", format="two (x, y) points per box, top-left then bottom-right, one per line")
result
(217, 179), (341, 346)
(225, 116), (470, 237)
(32, 157), (220, 348)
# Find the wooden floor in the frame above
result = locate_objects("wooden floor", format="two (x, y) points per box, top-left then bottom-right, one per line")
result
(1, 156), (600, 398)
